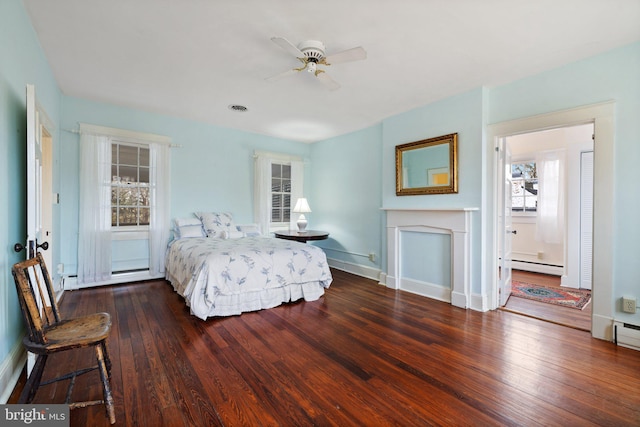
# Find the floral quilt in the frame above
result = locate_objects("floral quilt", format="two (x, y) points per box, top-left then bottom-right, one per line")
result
(165, 236), (332, 319)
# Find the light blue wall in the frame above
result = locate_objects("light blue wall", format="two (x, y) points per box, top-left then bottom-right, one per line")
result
(309, 125), (383, 270)
(489, 41), (640, 323)
(0, 0), (62, 382)
(380, 88), (485, 293)
(59, 96), (311, 275)
(2, 0), (639, 385)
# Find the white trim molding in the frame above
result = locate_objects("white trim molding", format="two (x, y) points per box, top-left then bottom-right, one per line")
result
(0, 340), (26, 404)
(485, 101), (615, 341)
(382, 208), (478, 309)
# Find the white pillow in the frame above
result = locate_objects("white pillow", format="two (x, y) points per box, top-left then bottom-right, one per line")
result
(174, 217), (202, 227)
(176, 224), (206, 238)
(236, 224), (261, 237)
(196, 212), (236, 238)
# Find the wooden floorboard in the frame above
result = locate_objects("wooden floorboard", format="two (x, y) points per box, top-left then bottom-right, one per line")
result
(16, 268), (640, 426)
(505, 270), (592, 331)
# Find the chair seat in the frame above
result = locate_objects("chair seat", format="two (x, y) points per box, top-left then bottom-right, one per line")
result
(24, 312), (112, 353)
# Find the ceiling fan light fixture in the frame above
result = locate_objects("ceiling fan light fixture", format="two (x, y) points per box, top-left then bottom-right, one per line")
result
(307, 62), (317, 73)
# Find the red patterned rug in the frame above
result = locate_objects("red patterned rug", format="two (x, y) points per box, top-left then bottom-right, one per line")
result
(511, 281), (592, 310)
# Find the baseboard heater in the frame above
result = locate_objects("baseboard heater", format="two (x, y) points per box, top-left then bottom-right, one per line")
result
(614, 321), (640, 351)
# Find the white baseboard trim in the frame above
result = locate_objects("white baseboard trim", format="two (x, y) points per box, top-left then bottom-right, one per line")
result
(592, 313), (613, 342)
(512, 261), (563, 276)
(326, 258), (381, 282)
(470, 292), (489, 312)
(0, 340), (26, 404)
(64, 270), (165, 290)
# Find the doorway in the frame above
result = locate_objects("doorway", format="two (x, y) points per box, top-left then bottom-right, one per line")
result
(497, 124), (594, 330)
(486, 102), (615, 341)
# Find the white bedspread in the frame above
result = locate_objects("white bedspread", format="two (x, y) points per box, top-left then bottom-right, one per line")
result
(165, 236), (332, 319)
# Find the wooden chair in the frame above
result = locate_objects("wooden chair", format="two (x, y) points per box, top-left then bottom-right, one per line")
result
(12, 252), (116, 424)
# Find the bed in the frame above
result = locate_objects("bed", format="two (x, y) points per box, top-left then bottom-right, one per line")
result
(165, 213), (333, 320)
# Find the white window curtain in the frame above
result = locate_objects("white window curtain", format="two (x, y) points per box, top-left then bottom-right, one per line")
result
(253, 151), (303, 235)
(536, 149), (566, 244)
(254, 153), (271, 236)
(148, 142), (171, 275)
(289, 161), (304, 230)
(78, 133), (112, 284)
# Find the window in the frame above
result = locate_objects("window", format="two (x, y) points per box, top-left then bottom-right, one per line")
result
(254, 152), (303, 235)
(111, 142), (150, 227)
(512, 161), (538, 213)
(271, 163), (291, 224)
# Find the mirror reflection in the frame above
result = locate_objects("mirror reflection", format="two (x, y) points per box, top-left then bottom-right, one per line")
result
(396, 133), (458, 195)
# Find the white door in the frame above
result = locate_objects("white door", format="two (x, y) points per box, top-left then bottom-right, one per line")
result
(24, 84), (51, 373)
(23, 84), (48, 258)
(498, 139), (513, 306)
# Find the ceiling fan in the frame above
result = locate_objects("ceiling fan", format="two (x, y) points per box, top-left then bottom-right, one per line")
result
(266, 37), (367, 91)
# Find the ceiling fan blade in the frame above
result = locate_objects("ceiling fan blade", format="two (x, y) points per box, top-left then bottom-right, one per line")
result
(265, 68), (299, 82)
(271, 36), (305, 58)
(315, 71), (340, 91)
(323, 46), (367, 65)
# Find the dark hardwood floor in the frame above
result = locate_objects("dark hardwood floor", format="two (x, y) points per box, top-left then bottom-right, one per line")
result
(11, 269), (640, 426)
(505, 270), (592, 331)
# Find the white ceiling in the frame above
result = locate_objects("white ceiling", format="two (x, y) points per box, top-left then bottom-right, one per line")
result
(24, 0), (640, 142)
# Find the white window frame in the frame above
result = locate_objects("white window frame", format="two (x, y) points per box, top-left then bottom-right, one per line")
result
(111, 140), (151, 235)
(81, 124), (171, 242)
(270, 162), (292, 230)
(511, 159), (538, 217)
(254, 151), (303, 235)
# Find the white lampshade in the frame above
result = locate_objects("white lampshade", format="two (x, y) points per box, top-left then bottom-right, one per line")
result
(293, 198), (311, 232)
(293, 198), (311, 213)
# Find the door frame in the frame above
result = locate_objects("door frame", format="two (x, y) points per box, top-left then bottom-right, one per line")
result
(484, 101), (614, 341)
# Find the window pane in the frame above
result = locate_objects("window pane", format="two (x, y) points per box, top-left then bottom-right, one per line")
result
(283, 194), (290, 209)
(112, 144), (118, 163)
(282, 165), (291, 178)
(139, 147), (150, 167)
(139, 187), (149, 206)
(283, 209), (290, 222)
(512, 196), (524, 209)
(119, 145), (138, 166)
(119, 207), (137, 226)
(271, 164), (281, 178)
(272, 194), (282, 208)
(271, 178), (281, 192)
(139, 207), (150, 225)
(282, 179), (291, 193)
(111, 207), (118, 227)
(111, 186), (119, 205)
(271, 209), (281, 222)
(119, 165), (138, 183)
(139, 167), (149, 183)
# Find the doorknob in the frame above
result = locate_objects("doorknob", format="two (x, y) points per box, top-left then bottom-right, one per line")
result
(14, 243), (25, 253)
(37, 241), (49, 251)
(507, 230), (517, 235)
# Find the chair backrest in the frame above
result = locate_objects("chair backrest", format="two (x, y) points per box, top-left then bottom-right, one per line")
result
(12, 252), (61, 345)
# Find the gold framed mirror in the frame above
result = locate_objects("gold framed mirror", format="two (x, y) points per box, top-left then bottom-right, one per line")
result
(396, 133), (458, 195)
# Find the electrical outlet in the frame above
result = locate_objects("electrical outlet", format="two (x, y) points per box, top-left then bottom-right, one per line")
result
(622, 296), (637, 314)
(368, 252), (376, 262)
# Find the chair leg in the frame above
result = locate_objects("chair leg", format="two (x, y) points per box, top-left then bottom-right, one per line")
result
(18, 354), (48, 404)
(101, 340), (112, 378)
(95, 344), (116, 424)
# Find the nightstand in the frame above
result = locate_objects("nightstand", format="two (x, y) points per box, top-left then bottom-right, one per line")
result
(274, 230), (329, 243)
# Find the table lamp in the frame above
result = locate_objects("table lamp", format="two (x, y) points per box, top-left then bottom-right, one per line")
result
(293, 198), (311, 232)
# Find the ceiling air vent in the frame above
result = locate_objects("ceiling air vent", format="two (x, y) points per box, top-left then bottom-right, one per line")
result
(228, 104), (248, 112)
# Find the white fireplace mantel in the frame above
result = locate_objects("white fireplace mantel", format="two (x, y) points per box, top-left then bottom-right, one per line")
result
(382, 208), (478, 308)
